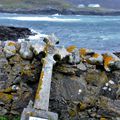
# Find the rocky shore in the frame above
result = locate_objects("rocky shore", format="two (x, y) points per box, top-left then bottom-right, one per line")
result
(0, 26), (34, 41)
(1, 8), (120, 16)
(0, 26), (120, 120)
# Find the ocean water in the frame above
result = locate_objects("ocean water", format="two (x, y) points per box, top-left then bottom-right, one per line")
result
(0, 13), (120, 52)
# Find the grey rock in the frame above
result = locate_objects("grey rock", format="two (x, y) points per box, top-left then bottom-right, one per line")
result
(77, 62), (87, 71)
(113, 61), (120, 70)
(19, 41), (33, 60)
(3, 41), (16, 58)
(68, 48), (81, 65)
(51, 72), (86, 102)
(0, 106), (7, 115)
(43, 33), (59, 45)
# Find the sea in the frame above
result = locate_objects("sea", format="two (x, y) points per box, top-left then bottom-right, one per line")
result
(0, 13), (120, 52)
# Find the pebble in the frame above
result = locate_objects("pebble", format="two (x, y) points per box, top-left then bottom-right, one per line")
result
(78, 89), (82, 94)
(102, 87), (108, 90)
(105, 83), (109, 86)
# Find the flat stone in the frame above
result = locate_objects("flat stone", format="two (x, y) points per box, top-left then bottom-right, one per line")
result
(77, 62), (87, 71)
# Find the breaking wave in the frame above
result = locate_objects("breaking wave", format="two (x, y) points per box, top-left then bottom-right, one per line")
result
(3, 16), (81, 22)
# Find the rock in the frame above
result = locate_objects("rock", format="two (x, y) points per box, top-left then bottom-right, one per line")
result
(113, 61), (120, 70)
(66, 45), (77, 53)
(50, 71), (87, 119)
(85, 70), (108, 87)
(100, 79), (118, 99)
(54, 46), (69, 62)
(31, 43), (45, 55)
(0, 106), (7, 115)
(79, 48), (94, 60)
(103, 52), (120, 71)
(97, 97), (120, 117)
(77, 62), (87, 71)
(0, 92), (13, 104)
(11, 83), (33, 113)
(68, 48), (81, 65)
(43, 33), (59, 45)
(54, 64), (77, 75)
(0, 26), (33, 41)
(19, 41), (34, 60)
(87, 53), (103, 65)
(3, 41), (17, 58)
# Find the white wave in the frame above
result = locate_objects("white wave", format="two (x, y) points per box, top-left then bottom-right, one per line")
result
(52, 13), (61, 16)
(18, 29), (48, 42)
(100, 36), (109, 41)
(28, 29), (47, 41)
(4, 16), (81, 22)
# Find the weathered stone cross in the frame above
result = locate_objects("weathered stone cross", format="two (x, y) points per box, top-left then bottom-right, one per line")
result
(21, 34), (69, 120)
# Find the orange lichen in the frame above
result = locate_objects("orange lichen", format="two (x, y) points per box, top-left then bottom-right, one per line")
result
(79, 48), (87, 56)
(8, 41), (16, 46)
(92, 53), (99, 58)
(66, 45), (77, 53)
(103, 55), (114, 71)
(35, 71), (44, 100)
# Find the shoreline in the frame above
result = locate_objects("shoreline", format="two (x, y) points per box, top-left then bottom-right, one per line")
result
(1, 9), (120, 16)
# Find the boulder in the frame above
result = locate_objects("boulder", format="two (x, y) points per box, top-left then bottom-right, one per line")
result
(0, 26), (33, 41)
(19, 41), (34, 60)
(3, 41), (16, 58)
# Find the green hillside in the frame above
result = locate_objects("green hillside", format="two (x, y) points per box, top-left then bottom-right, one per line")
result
(0, 0), (73, 10)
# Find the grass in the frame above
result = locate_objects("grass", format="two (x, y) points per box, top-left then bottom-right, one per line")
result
(0, 116), (20, 120)
(0, 0), (74, 9)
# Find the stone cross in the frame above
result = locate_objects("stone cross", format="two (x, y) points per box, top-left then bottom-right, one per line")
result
(21, 34), (69, 120)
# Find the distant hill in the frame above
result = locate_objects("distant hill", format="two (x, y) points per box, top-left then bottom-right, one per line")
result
(0, 0), (73, 10)
(0, 0), (120, 15)
(65, 0), (120, 10)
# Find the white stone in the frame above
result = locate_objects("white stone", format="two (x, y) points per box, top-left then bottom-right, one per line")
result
(78, 89), (82, 94)
(109, 80), (114, 85)
(102, 87), (107, 90)
(105, 83), (109, 86)
(108, 88), (112, 91)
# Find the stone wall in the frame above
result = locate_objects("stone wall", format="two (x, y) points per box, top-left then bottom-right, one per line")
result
(0, 27), (120, 120)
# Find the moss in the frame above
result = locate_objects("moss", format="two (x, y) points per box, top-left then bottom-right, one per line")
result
(11, 50), (16, 54)
(35, 71), (44, 100)
(68, 109), (76, 117)
(0, 116), (8, 120)
(100, 118), (108, 120)
(1, 87), (13, 93)
(21, 69), (32, 76)
(98, 97), (108, 108)
(0, 92), (13, 103)
(78, 102), (87, 111)
(21, 65), (33, 76)
(66, 45), (77, 53)
(0, 115), (20, 120)
(7, 41), (16, 46)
